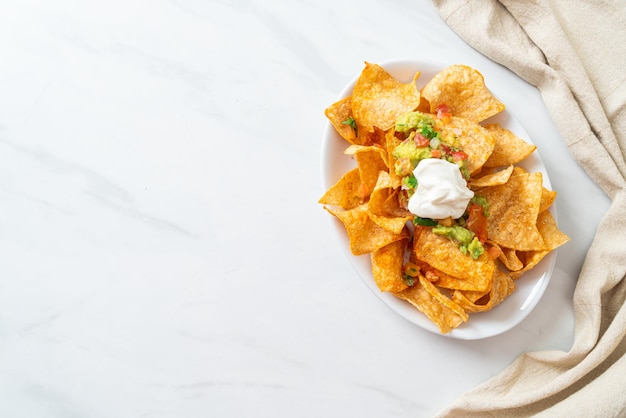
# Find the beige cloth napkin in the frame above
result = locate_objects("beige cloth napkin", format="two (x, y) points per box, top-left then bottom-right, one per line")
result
(432, 1), (626, 417)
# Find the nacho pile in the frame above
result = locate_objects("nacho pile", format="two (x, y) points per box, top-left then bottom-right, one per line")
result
(319, 62), (570, 334)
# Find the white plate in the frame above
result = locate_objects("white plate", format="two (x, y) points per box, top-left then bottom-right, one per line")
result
(321, 60), (557, 340)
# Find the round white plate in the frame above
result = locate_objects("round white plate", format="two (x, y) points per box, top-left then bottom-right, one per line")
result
(321, 60), (557, 340)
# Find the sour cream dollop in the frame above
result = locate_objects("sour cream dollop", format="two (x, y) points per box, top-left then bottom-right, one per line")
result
(408, 158), (474, 219)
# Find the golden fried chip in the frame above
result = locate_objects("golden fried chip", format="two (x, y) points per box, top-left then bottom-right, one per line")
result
(479, 170), (545, 251)
(325, 205), (407, 255)
(540, 187), (557, 213)
(352, 62), (421, 133)
(318, 168), (364, 210)
(368, 212), (411, 235)
(324, 97), (358, 144)
(483, 124), (537, 168)
(368, 171), (411, 218)
(368, 171), (395, 213)
(394, 276), (466, 334)
(371, 239), (409, 292)
(417, 260), (492, 292)
(452, 269), (516, 313)
(417, 95), (431, 113)
(510, 210), (570, 279)
(413, 228), (496, 286)
(436, 116), (496, 175)
(383, 190), (412, 217)
(367, 172), (412, 233)
(418, 275), (469, 321)
(421, 64), (505, 122)
(384, 129), (404, 188)
(536, 210), (570, 250)
(498, 246), (524, 272)
(345, 144), (389, 167)
(345, 144), (388, 198)
(470, 165), (514, 188)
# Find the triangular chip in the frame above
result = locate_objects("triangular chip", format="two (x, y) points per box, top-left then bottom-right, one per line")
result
(479, 170), (545, 251)
(470, 165), (514, 188)
(324, 205), (407, 255)
(510, 210), (570, 279)
(345, 144), (388, 198)
(318, 168), (364, 210)
(352, 62), (421, 133)
(539, 187), (557, 213)
(394, 276), (466, 334)
(483, 124), (537, 168)
(497, 245), (524, 272)
(452, 269), (516, 313)
(384, 128), (404, 188)
(413, 228), (496, 284)
(324, 96), (358, 144)
(421, 64), (505, 122)
(416, 260), (492, 292)
(371, 239), (409, 292)
(436, 116), (496, 175)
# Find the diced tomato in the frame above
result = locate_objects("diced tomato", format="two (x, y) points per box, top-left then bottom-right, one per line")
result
(414, 132), (430, 147)
(450, 150), (468, 161)
(466, 203), (488, 243)
(430, 149), (441, 159)
(436, 103), (452, 123)
(486, 245), (502, 260)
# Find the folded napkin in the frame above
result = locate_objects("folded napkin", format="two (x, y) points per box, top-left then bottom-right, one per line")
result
(432, 1), (626, 416)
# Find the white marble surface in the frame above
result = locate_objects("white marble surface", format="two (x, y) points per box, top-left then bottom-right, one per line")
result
(0, 1), (611, 417)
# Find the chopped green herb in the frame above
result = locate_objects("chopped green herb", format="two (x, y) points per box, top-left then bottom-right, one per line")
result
(402, 174), (417, 190)
(420, 124), (440, 140)
(414, 217), (438, 227)
(403, 274), (415, 286)
(342, 116), (357, 136)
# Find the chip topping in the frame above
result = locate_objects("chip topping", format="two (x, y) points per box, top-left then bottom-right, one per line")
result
(408, 158), (474, 219)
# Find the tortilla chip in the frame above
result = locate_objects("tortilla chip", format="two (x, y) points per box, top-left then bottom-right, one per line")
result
(384, 129), (404, 188)
(498, 246), (524, 272)
(418, 275), (469, 321)
(368, 171), (395, 213)
(510, 210), (570, 279)
(421, 64), (505, 123)
(436, 116), (496, 175)
(318, 168), (364, 209)
(413, 228), (496, 286)
(352, 62), (421, 133)
(325, 205), (407, 255)
(483, 124), (537, 168)
(470, 165), (514, 188)
(345, 144), (388, 198)
(536, 210), (570, 250)
(479, 170), (545, 251)
(539, 187), (557, 213)
(452, 269), (516, 313)
(394, 276), (466, 334)
(417, 260), (492, 292)
(324, 97), (358, 144)
(371, 239), (409, 292)
(368, 212), (412, 235)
